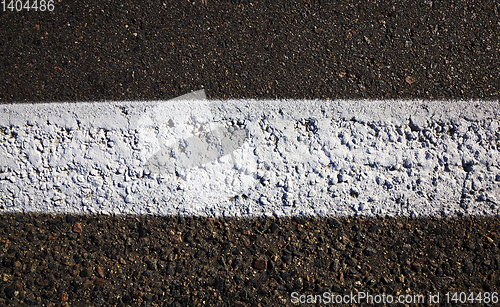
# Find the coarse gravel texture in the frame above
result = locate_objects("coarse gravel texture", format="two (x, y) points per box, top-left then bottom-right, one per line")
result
(2, 0), (500, 306)
(1, 214), (500, 306)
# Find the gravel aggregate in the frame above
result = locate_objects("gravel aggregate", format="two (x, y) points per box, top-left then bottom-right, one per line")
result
(1, 214), (500, 306)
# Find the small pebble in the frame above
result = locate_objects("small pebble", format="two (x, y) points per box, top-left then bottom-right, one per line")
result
(73, 223), (83, 233)
(253, 259), (267, 270)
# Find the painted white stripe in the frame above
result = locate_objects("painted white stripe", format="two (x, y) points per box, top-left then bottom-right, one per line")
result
(0, 93), (499, 217)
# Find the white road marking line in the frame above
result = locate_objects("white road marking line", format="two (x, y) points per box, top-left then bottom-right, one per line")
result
(0, 93), (499, 217)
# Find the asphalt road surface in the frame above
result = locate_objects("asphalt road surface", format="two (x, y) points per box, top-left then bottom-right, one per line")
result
(1, 0), (500, 306)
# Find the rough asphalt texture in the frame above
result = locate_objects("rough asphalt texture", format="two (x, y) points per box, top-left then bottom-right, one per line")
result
(1, 0), (500, 306)
(1, 0), (499, 102)
(1, 214), (500, 306)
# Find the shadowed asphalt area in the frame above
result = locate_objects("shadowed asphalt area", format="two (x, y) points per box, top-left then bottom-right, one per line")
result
(0, 0), (499, 102)
(0, 0), (499, 306)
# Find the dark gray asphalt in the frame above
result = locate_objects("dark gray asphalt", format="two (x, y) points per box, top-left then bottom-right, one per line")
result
(1, 0), (499, 102)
